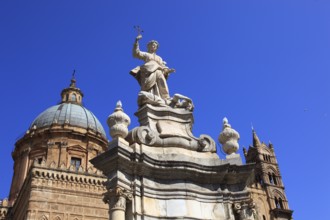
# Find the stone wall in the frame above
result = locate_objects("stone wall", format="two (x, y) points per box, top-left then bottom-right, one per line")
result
(10, 165), (108, 220)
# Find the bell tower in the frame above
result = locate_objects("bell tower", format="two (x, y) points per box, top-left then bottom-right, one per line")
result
(244, 130), (293, 220)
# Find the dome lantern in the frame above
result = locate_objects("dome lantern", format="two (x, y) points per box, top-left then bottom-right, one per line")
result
(60, 70), (84, 105)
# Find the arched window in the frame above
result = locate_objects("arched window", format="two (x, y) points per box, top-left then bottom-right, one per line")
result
(279, 198), (284, 209)
(263, 215), (266, 220)
(71, 94), (77, 101)
(275, 197), (280, 208)
(272, 173), (278, 185)
(268, 172), (274, 184)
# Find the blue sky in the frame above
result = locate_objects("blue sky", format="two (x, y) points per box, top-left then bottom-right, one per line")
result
(1, 1), (329, 219)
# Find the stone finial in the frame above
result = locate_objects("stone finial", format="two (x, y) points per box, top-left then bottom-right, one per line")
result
(268, 141), (274, 149)
(218, 117), (240, 155)
(243, 147), (247, 157)
(252, 129), (261, 147)
(107, 101), (131, 139)
(1, 198), (8, 207)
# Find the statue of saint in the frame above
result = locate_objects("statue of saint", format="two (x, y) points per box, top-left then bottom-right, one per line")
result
(130, 34), (175, 105)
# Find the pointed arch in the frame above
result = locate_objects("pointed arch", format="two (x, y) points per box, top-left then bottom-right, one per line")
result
(53, 216), (61, 220)
(265, 166), (278, 175)
(259, 145), (272, 154)
(39, 215), (48, 220)
(272, 189), (286, 200)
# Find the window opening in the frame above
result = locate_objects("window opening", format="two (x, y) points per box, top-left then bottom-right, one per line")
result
(268, 172), (274, 184)
(275, 197), (281, 209)
(279, 198), (284, 209)
(38, 157), (43, 164)
(71, 94), (77, 101)
(272, 173), (278, 185)
(71, 157), (81, 171)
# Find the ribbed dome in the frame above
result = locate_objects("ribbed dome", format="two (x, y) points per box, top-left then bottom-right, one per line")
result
(30, 103), (107, 138)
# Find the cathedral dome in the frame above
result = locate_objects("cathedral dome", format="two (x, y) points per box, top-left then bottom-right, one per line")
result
(30, 103), (106, 138)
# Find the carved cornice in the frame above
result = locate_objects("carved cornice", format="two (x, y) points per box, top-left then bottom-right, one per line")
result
(30, 165), (106, 194)
(15, 127), (108, 149)
(91, 145), (254, 186)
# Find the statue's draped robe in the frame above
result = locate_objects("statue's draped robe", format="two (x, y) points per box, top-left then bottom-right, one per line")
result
(131, 42), (170, 100)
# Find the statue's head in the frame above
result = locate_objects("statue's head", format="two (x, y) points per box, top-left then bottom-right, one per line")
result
(147, 40), (159, 53)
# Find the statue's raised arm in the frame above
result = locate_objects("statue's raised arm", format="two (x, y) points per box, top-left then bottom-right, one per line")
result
(132, 34), (146, 60)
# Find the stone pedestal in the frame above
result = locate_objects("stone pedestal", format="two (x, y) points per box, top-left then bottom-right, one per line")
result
(126, 104), (216, 152)
(91, 138), (254, 220)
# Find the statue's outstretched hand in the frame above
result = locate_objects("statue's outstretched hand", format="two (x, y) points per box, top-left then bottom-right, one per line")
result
(169, 68), (176, 74)
(136, 34), (142, 41)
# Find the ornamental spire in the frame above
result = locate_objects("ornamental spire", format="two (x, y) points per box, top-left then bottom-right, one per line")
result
(252, 129), (261, 147)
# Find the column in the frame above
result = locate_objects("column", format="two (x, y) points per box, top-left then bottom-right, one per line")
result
(104, 186), (132, 220)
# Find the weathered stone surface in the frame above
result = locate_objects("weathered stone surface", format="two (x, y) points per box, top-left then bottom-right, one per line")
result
(91, 138), (254, 219)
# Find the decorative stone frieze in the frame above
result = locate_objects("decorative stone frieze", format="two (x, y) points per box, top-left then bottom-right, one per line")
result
(30, 167), (106, 194)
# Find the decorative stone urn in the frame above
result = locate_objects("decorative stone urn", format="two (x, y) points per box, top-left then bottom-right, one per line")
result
(218, 117), (240, 155)
(107, 101), (131, 139)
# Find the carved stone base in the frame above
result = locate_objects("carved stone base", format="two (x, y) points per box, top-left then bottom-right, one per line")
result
(126, 104), (216, 152)
(91, 139), (255, 220)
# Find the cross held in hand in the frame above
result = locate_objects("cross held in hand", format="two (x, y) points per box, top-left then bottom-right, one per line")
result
(134, 25), (144, 35)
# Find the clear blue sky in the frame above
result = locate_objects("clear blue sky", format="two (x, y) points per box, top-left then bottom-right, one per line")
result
(1, 1), (329, 219)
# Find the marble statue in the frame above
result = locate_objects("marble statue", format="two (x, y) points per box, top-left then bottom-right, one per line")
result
(130, 34), (194, 109)
(126, 32), (214, 151)
(130, 34), (175, 105)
